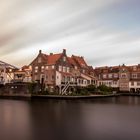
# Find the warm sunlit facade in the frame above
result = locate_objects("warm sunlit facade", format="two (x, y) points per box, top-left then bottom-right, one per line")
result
(30, 49), (97, 93)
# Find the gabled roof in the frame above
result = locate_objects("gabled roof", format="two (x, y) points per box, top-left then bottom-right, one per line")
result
(47, 53), (62, 65)
(42, 53), (48, 60)
(68, 57), (77, 66)
(72, 55), (88, 68)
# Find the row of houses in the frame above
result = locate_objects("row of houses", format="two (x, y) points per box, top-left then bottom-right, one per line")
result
(0, 49), (140, 93)
(95, 64), (140, 93)
(0, 49), (97, 94)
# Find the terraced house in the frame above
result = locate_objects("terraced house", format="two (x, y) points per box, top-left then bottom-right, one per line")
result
(30, 49), (97, 94)
(95, 64), (140, 93)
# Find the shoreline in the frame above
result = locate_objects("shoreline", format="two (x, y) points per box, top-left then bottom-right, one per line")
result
(0, 93), (140, 100)
(31, 93), (120, 99)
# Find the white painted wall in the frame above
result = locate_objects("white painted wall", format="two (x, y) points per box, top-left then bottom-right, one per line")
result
(98, 80), (119, 88)
(55, 71), (62, 86)
(129, 81), (140, 89)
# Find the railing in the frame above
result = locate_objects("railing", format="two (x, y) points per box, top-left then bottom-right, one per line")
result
(61, 82), (70, 95)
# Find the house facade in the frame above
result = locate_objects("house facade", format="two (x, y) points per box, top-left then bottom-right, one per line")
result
(30, 49), (97, 94)
(95, 64), (140, 93)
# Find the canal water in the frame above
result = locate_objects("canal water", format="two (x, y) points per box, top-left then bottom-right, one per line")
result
(0, 96), (140, 140)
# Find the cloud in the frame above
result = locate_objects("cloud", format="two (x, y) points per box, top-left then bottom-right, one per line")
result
(0, 0), (139, 67)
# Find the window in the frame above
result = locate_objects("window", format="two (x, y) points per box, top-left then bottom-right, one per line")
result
(63, 57), (66, 62)
(103, 74), (107, 79)
(132, 74), (137, 79)
(46, 66), (49, 70)
(113, 81), (117, 85)
(67, 67), (70, 73)
(121, 74), (126, 78)
(137, 82), (140, 86)
(83, 69), (85, 73)
(59, 66), (62, 71)
(63, 66), (66, 72)
(108, 74), (112, 78)
(29, 66), (32, 70)
(35, 66), (38, 73)
(131, 81), (134, 86)
(38, 57), (41, 63)
(75, 66), (77, 70)
(109, 82), (112, 85)
(41, 66), (45, 72)
(52, 65), (55, 69)
(114, 73), (118, 78)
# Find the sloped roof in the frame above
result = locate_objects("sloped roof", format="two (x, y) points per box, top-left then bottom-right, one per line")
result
(72, 55), (88, 68)
(47, 53), (62, 65)
(42, 53), (48, 60)
(68, 57), (77, 66)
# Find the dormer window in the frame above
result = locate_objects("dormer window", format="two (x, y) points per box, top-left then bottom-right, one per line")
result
(38, 57), (41, 63)
(63, 56), (66, 62)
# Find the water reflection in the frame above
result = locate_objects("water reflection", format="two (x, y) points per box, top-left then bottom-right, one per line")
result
(0, 96), (140, 140)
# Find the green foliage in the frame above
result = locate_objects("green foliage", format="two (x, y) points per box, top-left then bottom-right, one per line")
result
(86, 85), (97, 92)
(28, 82), (37, 94)
(98, 85), (113, 93)
(75, 86), (89, 95)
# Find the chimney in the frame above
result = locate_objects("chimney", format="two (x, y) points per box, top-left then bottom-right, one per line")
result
(63, 49), (66, 55)
(50, 53), (53, 55)
(39, 50), (42, 54)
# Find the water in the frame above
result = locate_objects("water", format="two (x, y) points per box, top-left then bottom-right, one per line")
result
(0, 96), (140, 140)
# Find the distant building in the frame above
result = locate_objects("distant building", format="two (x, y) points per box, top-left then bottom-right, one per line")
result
(95, 64), (140, 93)
(13, 65), (32, 83)
(0, 60), (18, 84)
(29, 49), (97, 94)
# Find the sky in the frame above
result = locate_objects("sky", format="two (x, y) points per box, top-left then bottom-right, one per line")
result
(0, 0), (140, 68)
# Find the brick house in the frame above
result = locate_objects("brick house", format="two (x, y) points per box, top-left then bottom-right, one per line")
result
(30, 49), (97, 94)
(95, 64), (140, 93)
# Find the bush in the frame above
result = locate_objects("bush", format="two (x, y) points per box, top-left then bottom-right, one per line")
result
(98, 85), (113, 93)
(75, 86), (89, 95)
(86, 85), (97, 92)
(28, 82), (37, 94)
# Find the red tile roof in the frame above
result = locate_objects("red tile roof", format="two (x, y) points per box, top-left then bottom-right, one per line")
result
(72, 55), (88, 68)
(68, 57), (77, 66)
(47, 53), (62, 65)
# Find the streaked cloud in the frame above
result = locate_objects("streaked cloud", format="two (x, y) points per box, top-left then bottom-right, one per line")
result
(0, 0), (139, 67)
